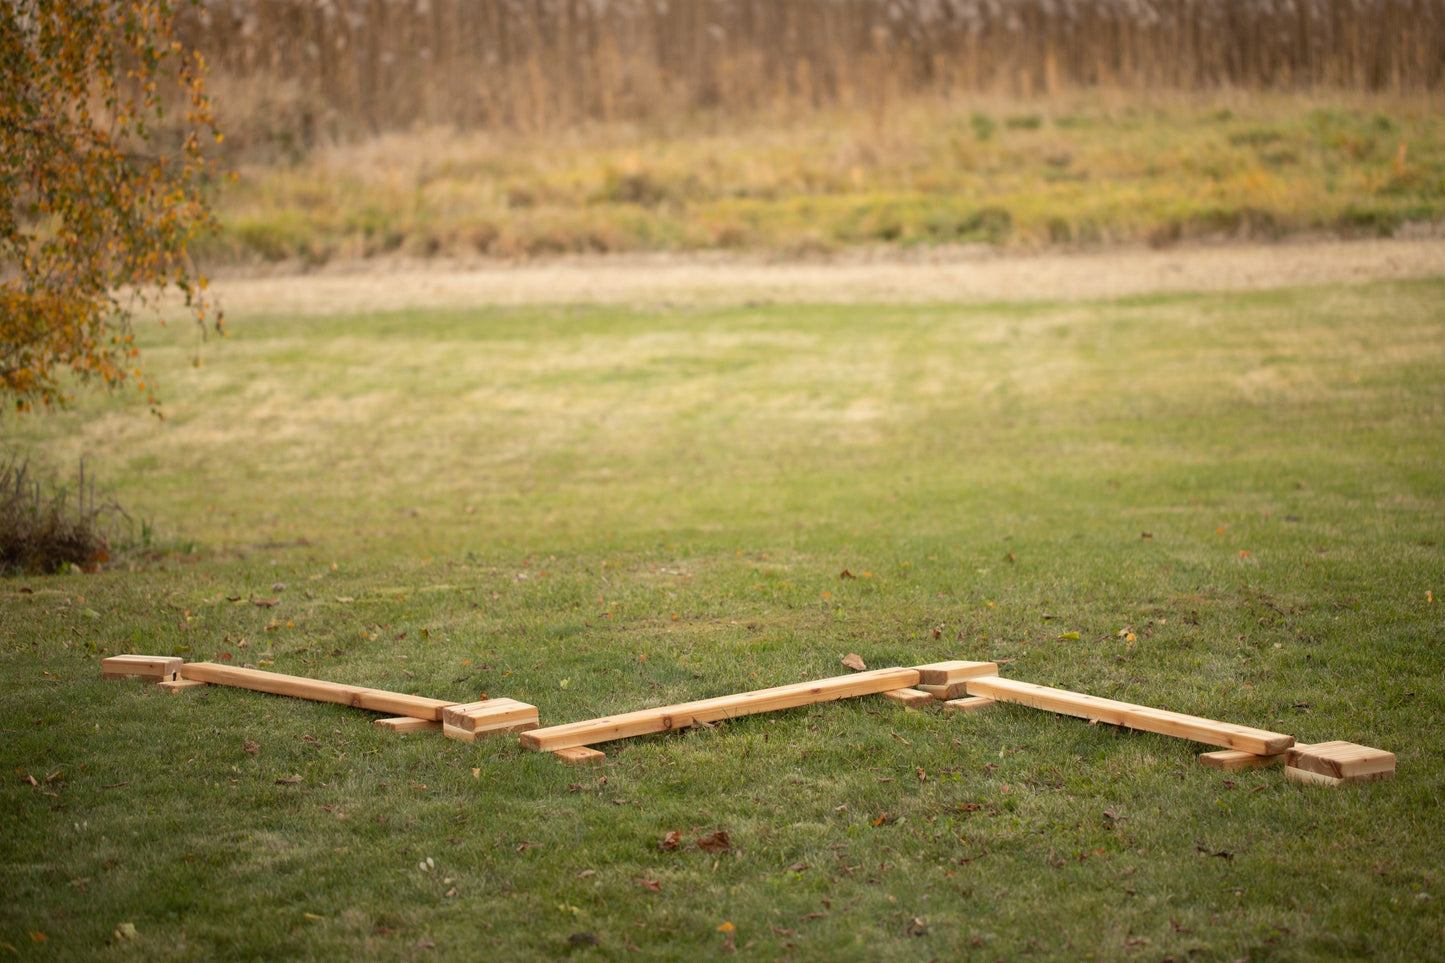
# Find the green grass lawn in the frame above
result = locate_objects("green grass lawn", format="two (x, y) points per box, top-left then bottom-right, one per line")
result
(2, 277), (1443, 960)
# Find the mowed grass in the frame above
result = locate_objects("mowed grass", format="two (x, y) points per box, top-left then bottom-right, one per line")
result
(2, 277), (1443, 960)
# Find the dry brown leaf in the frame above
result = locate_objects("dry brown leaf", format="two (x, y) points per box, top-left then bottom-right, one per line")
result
(696, 829), (732, 854)
(633, 877), (661, 892)
(841, 653), (866, 671)
(658, 830), (682, 852)
(243, 740), (259, 755)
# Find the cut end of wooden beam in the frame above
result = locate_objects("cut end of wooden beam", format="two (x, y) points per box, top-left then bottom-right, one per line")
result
(157, 679), (207, 693)
(1284, 766), (1344, 787)
(375, 717), (443, 733)
(942, 696), (996, 714)
(882, 688), (935, 708)
(102, 655), (181, 683)
(914, 661), (999, 687)
(917, 681), (975, 701)
(553, 746), (607, 765)
(1286, 741), (1394, 782)
(1198, 748), (1289, 770)
(442, 698), (539, 733)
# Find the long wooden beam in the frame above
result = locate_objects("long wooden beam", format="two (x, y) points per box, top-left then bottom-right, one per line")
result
(520, 667), (922, 752)
(964, 676), (1293, 755)
(178, 662), (457, 721)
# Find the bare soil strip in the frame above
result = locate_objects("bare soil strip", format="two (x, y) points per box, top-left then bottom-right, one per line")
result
(210, 237), (1444, 317)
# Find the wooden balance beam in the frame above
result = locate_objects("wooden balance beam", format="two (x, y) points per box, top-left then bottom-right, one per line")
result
(520, 666), (930, 752)
(177, 662), (459, 721)
(963, 676), (1294, 756)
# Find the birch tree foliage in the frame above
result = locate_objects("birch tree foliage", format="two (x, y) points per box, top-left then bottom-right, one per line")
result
(1, 0), (225, 414)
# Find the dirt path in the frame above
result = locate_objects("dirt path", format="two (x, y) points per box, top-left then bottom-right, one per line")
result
(210, 236), (1444, 317)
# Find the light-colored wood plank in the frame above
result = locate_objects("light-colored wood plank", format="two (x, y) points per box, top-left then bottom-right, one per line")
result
(102, 655), (181, 682)
(1286, 741), (1394, 781)
(553, 746), (607, 765)
(442, 698), (539, 732)
(1198, 747), (1290, 770)
(157, 679), (208, 693)
(1284, 766), (1344, 787)
(178, 662), (456, 720)
(942, 696), (996, 714)
(914, 661), (999, 686)
(520, 667), (923, 752)
(443, 720), (540, 743)
(882, 688), (936, 707)
(964, 676), (1294, 756)
(375, 717), (443, 733)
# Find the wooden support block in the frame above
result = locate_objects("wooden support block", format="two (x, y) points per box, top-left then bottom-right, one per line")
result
(913, 661), (999, 686)
(942, 696), (996, 714)
(443, 720), (540, 743)
(1286, 741), (1394, 783)
(179, 662), (456, 721)
(882, 687), (936, 707)
(521, 667), (922, 752)
(102, 655), (181, 683)
(157, 679), (207, 693)
(964, 676), (1293, 756)
(442, 698), (540, 733)
(1198, 746), (1306, 771)
(553, 746), (607, 765)
(375, 716), (443, 733)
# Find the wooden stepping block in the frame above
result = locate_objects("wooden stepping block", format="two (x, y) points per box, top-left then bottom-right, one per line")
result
(553, 746), (607, 765)
(102, 655), (181, 683)
(375, 716), (443, 733)
(441, 698), (539, 743)
(942, 696), (996, 714)
(882, 687), (935, 708)
(913, 661), (999, 686)
(157, 679), (207, 693)
(1285, 741), (1394, 785)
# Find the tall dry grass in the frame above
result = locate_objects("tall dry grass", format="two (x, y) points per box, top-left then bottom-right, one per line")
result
(182, 0), (1444, 150)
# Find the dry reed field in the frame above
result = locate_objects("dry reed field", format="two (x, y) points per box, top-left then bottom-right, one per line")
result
(185, 0), (1443, 145)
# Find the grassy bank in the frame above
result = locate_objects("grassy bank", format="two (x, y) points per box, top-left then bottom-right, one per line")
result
(2, 277), (1443, 959)
(206, 93), (1445, 266)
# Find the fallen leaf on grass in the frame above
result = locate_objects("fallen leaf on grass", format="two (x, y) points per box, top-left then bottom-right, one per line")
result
(841, 653), (866, 671)
(569, 933), (600, 947)
(906, 917), (928, 937)
(633, 877), (661, 892)
(658, 830), (681, 852)
(243, 740), (259, 755)
(1058, 632), (1080, 640)
(799, 912), (829, 921)
(275, 776), (301, 785)
(578, 870), (596, 879)
(252, 598), (278, 608)
(29, 932), (47, 943)
(443, 888), (458, 898)
(786, 862), (808, 873)
(696, 830), (732, 854)
(112, 922), (137, 941)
